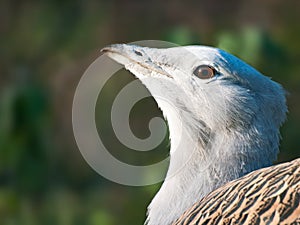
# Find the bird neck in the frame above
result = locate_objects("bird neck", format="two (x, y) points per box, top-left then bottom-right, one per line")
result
(146, 100), (279, 225)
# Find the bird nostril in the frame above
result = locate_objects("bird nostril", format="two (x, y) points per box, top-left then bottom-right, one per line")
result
(134, 50), (143, 56)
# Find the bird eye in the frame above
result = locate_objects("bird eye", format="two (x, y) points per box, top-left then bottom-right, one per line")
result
(134, 50), (143, 56)
(193, 65), (216, 79)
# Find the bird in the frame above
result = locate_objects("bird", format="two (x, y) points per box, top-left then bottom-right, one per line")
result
(101, 44), (300, 225)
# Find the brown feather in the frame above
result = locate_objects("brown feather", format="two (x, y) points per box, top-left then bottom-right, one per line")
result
(173, 159), (300, 225)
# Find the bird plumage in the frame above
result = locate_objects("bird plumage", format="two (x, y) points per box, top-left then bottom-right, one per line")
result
(173, 158), (300, 225)
(102, 43), (298, 225)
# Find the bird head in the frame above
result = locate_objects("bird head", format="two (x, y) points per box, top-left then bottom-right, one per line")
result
(102, 44), (286, 155)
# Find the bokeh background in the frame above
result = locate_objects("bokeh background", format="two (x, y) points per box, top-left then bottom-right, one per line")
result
(1, 0), (300, 224)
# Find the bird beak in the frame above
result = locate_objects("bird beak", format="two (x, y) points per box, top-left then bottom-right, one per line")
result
(101, 44), (172, 78)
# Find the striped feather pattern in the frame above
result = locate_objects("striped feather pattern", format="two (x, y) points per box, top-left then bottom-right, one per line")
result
(173, 158), (300, 225)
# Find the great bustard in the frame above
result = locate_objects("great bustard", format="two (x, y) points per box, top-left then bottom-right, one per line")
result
(101, 44), (300, 225)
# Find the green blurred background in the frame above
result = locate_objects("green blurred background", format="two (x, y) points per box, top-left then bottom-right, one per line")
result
(0, 0), (300, 224)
